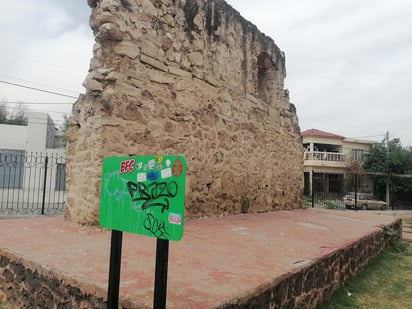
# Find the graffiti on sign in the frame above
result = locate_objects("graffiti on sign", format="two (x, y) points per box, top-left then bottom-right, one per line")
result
(100, 155), (186, 241)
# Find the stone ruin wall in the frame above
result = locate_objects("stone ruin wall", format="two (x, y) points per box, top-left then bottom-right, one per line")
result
(65, 0), (304, 226)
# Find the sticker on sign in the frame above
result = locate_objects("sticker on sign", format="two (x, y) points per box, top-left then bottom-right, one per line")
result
(99, 155), (186, 241)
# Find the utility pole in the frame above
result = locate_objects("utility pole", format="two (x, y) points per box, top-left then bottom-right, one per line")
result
(385, 131), (391, 210)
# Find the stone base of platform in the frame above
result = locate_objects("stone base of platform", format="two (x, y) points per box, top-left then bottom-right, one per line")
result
(0, 210), (403, 308)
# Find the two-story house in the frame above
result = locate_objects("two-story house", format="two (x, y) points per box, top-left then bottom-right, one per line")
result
(302, 129), (375, 199)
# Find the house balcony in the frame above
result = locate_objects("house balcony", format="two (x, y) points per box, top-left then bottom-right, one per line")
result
(303, 151), (347, 170)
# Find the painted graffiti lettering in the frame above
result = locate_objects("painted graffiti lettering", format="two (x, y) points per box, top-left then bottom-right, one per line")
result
(127, 181), (178, 213)
(143, 213), (170, 238)
(120, 159), (135, 174)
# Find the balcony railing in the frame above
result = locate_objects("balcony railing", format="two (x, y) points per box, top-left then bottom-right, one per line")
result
(304, 151), (346, 162)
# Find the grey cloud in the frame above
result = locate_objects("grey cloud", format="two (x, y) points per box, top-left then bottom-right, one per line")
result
(7, 0), (91, 39)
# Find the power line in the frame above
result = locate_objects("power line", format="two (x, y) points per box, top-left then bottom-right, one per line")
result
(0, 73), (80, 95)
(5, 101), (74, 105)
(0, 121), (64, 126)
(0, 80), (78, 99)
(3, 106), (69, 115)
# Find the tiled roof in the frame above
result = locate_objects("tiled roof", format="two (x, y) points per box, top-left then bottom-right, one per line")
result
(301, 128), (344, 139)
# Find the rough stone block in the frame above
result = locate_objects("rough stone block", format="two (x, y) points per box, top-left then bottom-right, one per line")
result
(168, 66), (193, 78)
(140, 54), (168, 72)
(140, 40), (160, 59)
(188, 52), (204, 67)
(114, 41), (140, 59)
(148, 71), (175, 84)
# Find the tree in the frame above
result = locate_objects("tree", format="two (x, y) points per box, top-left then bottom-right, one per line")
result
(0, 100), (8, 123)
(363, 137), (412, 204)
(54, 114), (70, 148)
(345, 160), (366, 193)
(0, 100), (27, 125)
(60, 114), (70, 133)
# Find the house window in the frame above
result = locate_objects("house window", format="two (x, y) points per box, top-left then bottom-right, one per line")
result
(55, 163), (66, 191)
(351, 149), (364, 161)
(0, 149), (25, 188)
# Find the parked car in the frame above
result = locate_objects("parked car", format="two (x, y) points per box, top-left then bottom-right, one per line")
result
(343, 192), (387, 210)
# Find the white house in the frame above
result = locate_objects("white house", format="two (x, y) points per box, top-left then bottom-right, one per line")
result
(0, 112), (66, 214)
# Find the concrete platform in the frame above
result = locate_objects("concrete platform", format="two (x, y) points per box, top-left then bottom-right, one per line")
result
(0, 209), (401, 308)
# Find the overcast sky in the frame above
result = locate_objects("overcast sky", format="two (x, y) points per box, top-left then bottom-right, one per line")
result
(1, 0), (411, 146)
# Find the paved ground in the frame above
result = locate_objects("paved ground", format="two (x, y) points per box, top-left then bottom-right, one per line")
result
(0, 208), (403, 308)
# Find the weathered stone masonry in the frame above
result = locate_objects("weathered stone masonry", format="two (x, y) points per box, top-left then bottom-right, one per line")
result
(65, 0), (303, 226)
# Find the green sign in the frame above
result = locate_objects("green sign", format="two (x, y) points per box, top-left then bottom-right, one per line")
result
(100, 155), (186, 241)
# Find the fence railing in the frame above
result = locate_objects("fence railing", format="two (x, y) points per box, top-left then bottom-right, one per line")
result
(304, 151), (346, 162)
(303, 193), (346, 209)
(0, 151), (65, 216)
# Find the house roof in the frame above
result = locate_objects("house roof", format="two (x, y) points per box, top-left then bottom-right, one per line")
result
(301, 129), (344, 139)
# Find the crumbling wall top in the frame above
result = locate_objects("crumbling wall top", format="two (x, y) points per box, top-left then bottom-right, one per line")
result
(85, 0), (288, 107)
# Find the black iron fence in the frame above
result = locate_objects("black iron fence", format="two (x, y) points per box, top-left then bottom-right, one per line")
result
(0, 151), (65, 216)
(303, 170), (350, 209)
(303, 170), (412, 209)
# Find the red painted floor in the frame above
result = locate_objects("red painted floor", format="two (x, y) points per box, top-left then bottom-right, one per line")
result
(0, 209), (400, 308)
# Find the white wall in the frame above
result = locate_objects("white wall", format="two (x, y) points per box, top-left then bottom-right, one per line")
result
(25, 112), (50, 152)
(0, 124), (27, 150)
(0, 112), (59, 153)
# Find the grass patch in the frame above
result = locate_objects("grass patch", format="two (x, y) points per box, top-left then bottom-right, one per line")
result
(317, 241), (412, 309)
(403, 218), (412, 226)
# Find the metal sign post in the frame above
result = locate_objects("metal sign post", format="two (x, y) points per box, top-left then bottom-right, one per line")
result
(107, 230), (123, 309)
(100, 155), (186, 308)
(153, 238), (169, 309)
